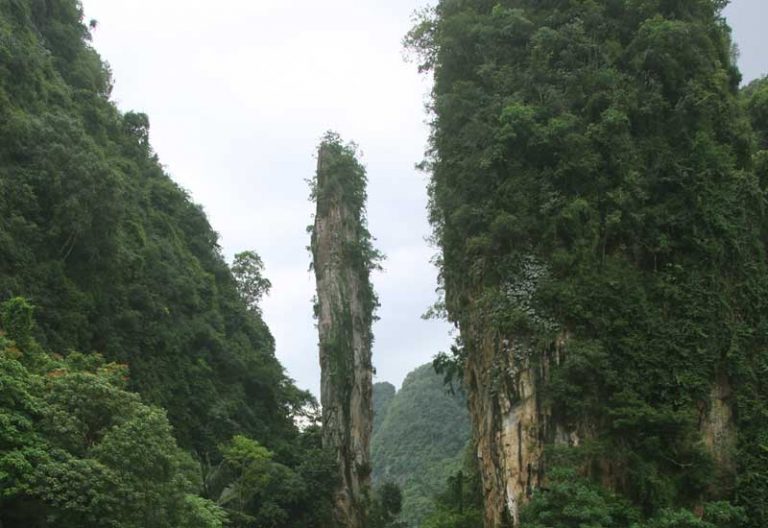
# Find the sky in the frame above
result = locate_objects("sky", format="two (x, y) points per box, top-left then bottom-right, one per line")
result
(79, 0), (766, 397)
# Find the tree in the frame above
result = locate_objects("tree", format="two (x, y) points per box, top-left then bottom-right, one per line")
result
(203, 433), (337, 528)
(0, 299), (226, 528)
(369, 482), (406, 528)
(520, 468), (640, 528)
(232, 251), (272, 315)
(419, 459), (483, 528)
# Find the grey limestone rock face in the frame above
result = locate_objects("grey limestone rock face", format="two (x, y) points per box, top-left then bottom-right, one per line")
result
(311, 137), (376, 528)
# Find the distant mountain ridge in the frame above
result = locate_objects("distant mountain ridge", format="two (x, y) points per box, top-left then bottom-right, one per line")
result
(372, 363), (471, 527)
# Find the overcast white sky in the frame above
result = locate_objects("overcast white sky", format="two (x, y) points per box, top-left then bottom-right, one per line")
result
(80, 0), (765, 397)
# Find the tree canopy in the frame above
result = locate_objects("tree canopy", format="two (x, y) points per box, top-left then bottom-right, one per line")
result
(0, 298), (227, 528)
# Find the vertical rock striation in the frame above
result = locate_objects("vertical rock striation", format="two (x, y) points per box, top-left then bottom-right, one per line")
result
(462, 303), (554, 527)
(465, 326), (542, 528)
(311, 132), (379, 528)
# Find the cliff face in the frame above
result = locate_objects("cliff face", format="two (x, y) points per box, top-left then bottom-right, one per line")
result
(463, 314), (549, 527)
(465, 316), (740, 527)
(469, 351), (540, 525)
(311, 135), (377, 528)
(410, 0), (768, 525)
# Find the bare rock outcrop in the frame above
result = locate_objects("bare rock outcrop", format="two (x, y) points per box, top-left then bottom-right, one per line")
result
(311, 133), (378, 528)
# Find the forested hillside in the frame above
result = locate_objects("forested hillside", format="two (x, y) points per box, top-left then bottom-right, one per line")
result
(0, 1), (337, 526)
(743, 77), (768, 184)
(409, 0), (768, 526)
(372, 364), (470, 527)
(373, 381), (396, 433)
(0, 0), (304, 457)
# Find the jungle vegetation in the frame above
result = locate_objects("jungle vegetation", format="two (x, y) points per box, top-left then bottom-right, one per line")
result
(372, 364), (470, 527)
(2, 0), (768, 526)
(0, 1), (338, 526)
(407, 0), (768, 526)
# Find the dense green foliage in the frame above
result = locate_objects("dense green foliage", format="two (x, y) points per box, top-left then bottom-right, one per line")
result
(520, 468), (746, 528)
(203, 431), (337, 528)
(0, 298), (227, 528)
(0, 298), (338, 528)
(232, 251), (272, 317)
(743, 77), (768, 210)
(0, 2), (340, 526)
(423, 461), (745, 528)
(369, 482), (407, 528)
(373, 381), (396, 433)
(0, 0), (305, 457)
(409, 0), (768, 525)
(372, 364), (471, 527)
(419, 454), (483, 528)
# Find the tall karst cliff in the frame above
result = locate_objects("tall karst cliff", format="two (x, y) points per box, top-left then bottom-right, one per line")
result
(311, 132), (380, 528)
(409, 1), (768, 526)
